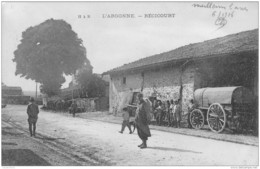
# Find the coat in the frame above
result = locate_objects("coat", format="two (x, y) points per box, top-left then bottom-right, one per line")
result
(27, 103), (39, 123)
(135, 100), (151, 137)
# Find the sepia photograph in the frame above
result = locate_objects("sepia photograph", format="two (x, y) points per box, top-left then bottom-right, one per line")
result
(1, 1), (259, 167)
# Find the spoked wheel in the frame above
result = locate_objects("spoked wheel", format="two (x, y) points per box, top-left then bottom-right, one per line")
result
(190, 109), (205, 129)
(207, 103), (226, 133)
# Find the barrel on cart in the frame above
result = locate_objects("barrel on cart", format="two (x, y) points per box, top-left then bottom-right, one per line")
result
(190, 86), (255, 133)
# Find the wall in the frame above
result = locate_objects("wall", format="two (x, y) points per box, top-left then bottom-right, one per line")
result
(109, 72), (143, 114)
(109, 63), (195, 114)
(75, 97), (108, 112)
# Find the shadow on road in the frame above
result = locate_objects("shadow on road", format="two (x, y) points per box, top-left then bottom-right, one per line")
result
(2, 149), (51, 166)
(148, 146), (201, 154)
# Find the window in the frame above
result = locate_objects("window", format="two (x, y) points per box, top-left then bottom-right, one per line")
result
(123, 77), (126, 84)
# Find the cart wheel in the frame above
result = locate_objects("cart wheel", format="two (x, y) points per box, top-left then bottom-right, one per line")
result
(190, 109), (205, 129)
(207, 103), (226, 133)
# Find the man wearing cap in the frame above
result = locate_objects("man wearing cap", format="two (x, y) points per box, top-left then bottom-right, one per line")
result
(27, 97), (39, 137)
(135, 93), (151, 149)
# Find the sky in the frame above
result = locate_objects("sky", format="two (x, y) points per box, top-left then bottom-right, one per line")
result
(1, 1), (258, 92)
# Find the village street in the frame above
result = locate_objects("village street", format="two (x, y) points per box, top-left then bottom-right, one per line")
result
(2, 105), (258, 166)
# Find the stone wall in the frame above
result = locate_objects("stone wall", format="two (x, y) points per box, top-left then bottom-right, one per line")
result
(109, 64), (195, 114)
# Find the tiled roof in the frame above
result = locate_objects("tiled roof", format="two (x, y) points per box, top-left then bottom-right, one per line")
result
(103, 29), (258, 75)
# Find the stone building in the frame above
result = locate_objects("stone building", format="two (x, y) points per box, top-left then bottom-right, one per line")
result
(103, 29), (258, 114)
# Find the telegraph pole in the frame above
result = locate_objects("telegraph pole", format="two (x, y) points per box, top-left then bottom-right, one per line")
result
(35, 82), (38, 98)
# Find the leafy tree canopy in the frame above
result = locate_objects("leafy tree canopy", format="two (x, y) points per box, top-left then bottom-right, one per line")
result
(87, 74), (107, 98)
(13, 19), (90, 96)
(75, 67), (107, 98)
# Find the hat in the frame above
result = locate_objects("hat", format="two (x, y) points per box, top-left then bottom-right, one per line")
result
(30, 97), (35, 102)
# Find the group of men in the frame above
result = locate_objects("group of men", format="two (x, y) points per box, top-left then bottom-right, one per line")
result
(27, 93), (195, 150)
(119, 93), (151, 149)
(153, 99), (182, 127)
(152, 98), (196, 128)
(119, 94), (197, 149)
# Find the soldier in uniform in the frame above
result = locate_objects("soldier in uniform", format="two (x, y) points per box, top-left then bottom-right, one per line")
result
(135, 93), (151, 149)
(70, 100), (78, 117)
(155, 100), (164, 126)
(27, 97), (39, 137)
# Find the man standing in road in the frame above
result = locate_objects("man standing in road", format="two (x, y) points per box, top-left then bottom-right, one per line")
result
(135, 93), (151, 149)
(70, 100), (78, 117)
(27, 97), (39, 137)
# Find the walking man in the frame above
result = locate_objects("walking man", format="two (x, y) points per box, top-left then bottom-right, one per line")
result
(27, 97), (39, 137)
(135, 93), (151, 149)
(119, 107), (133, 134)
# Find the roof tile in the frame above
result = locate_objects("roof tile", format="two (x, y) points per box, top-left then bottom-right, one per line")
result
(103, 29), (258, 74)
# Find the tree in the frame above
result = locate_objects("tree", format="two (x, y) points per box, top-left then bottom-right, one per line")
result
(87, 74), (107, 98)
(75, 66), (93, 97)
(75, 67), (107, 98)
(13, 19), (90, 96)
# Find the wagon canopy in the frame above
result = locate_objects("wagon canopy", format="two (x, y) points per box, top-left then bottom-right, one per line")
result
(194, 86), (254, 107)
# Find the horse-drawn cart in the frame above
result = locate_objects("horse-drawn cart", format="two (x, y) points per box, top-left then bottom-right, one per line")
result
(190, 86), (255, 133)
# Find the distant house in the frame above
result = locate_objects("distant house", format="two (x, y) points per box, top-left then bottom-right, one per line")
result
(103, 29), (258, 113)
(2, 86), (30, 105)
(2, 86), (23, 96)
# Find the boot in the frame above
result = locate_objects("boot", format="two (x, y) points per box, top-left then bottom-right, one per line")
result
(119, 124), (125, 134)
(140, 140), (147, 149)
(138, 142), (143, 147)
(29, 127), (33, 137)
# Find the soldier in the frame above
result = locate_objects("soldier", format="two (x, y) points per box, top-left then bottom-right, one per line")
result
(152, 98), (158, 120)
(27, 97), (39, 137)
(70, 100), (78, 117)
(155, 100), (163, 126)
(135, 93), (151, 149)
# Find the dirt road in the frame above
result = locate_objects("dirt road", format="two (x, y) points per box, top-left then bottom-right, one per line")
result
(2, 105), (258, 166)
